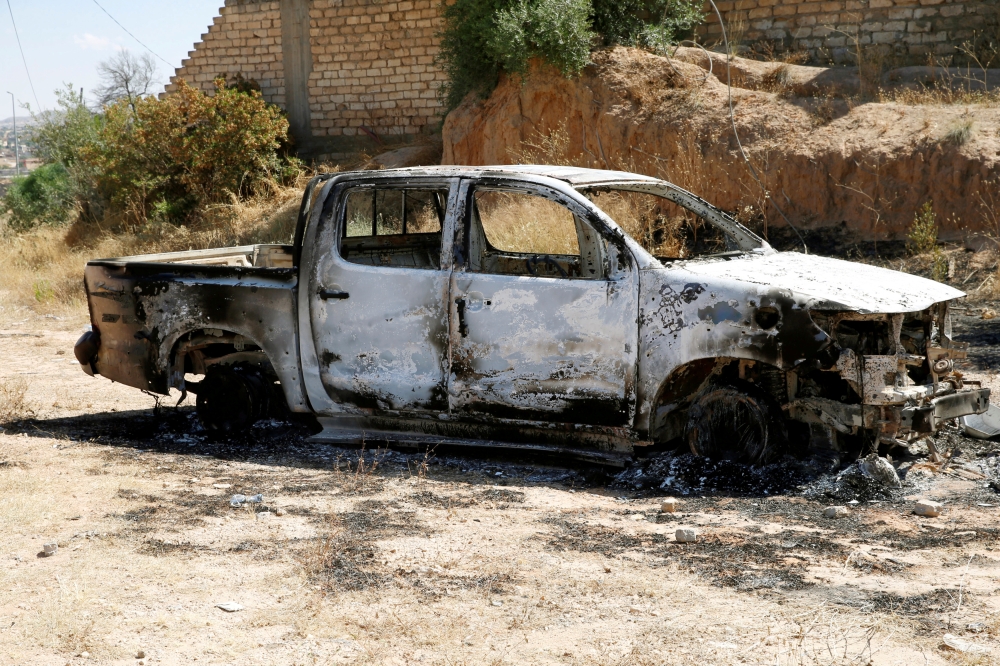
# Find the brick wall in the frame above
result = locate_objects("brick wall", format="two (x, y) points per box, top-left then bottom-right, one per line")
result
(700, 0), (1000, 65)
(165, 2), (285, 106)
(166, 0), (447, 157)
(307, 0), (446, 145)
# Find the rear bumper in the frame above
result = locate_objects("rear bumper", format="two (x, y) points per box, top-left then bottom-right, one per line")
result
(74, 330), (101, 377)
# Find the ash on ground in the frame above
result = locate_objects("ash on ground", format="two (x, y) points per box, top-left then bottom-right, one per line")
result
(615, 425), (997, 500)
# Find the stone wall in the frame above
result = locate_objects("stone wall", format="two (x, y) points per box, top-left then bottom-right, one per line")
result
(166, 0), (447, 157)
(700, 0), (1000, 66)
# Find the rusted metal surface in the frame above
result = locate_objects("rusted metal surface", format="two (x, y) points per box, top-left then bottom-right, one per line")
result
(78, 165), (991, 460)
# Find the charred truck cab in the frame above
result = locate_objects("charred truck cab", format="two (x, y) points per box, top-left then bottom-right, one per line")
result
(77, 166), (990, 465)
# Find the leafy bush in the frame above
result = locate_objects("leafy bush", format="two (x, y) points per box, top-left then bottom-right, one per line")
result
(438, 0), (704, 109)
(1, 163), (75, 231)
(491, 0), (594, 78)
(908, 201), (938, 255)
(591, 0), (703, 51)
(30, 85), (101, 168)
(79, 80), (294, 225)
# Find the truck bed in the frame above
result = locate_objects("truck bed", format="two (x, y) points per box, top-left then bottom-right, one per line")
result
(95, 244), (295, 269)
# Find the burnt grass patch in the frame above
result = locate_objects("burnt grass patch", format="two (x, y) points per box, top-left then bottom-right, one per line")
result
(543, 515), (837, 591)
(846, 588), (980, 633)
(408, 488), (527, 510)
(616, 452), (837, 497)
(307, 497), (432, 593)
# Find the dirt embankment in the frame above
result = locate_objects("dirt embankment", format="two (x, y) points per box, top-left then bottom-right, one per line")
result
(443, 47), (1000, 243)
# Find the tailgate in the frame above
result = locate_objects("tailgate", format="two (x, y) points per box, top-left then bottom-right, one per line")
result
(84, 263), (167, 393)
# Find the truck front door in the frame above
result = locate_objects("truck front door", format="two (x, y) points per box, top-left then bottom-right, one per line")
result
(301, 179), (457, 414)
(449, 179), (639, 427)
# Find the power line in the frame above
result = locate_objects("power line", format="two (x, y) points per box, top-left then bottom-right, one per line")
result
(89, 0), (173, 68)
(5, 0), (42, 111)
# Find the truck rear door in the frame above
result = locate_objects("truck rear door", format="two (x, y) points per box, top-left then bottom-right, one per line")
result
(300, 178), (459, 414)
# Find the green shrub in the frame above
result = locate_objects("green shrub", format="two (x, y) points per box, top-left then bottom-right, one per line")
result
(79, 80), (294, 225)
(490, 0), (594, 78)
(907, 201), (938, 255)
(1, 163), (75, 231)
(591, 0), (703, 51)
(438, 0), (705, 110)
(30, 85), (101, 168)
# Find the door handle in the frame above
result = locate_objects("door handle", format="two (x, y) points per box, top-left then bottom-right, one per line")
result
(455, 298), (469, 338)
(319, 289), (350, 300)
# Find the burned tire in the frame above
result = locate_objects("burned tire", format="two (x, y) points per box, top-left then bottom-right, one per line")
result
(196, 365), (270, 435)
(685, 381), (787, 465)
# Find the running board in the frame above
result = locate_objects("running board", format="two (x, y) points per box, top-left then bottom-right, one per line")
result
(308, 418), (631, 468)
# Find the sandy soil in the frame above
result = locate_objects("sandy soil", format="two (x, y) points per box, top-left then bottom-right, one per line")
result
(1, 313), (999, 666)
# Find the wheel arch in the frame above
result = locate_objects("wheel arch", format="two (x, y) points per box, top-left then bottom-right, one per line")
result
(648, 356), (789, 444)
(164, 325), (311, 414)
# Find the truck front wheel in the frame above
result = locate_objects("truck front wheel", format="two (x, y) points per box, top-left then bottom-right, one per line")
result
(685, 381), (787, 465)
(196, 365), (270, 434)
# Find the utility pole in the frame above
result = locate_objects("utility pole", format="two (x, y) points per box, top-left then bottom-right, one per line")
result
(7, 92), (19, 177)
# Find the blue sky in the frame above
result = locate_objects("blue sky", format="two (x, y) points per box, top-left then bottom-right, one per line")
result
(1, 0), (224, 115)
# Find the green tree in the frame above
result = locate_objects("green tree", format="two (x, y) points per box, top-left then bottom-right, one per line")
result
(1, 163), (75, 231)
(80, 80), (292, 225)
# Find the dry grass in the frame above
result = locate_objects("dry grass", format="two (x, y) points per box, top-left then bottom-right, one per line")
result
(0, 377), (31, 423)
(0, 178), (309, 316)
(477, 190), (580, 255)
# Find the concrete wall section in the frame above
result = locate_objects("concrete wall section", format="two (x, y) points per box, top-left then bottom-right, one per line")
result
(700, 0), (1000, 66)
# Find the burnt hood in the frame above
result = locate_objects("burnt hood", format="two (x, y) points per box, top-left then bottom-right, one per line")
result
(673, 251), (965, 314)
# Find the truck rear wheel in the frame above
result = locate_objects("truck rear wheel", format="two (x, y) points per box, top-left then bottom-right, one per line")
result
(196, 365), (270, 434)
(685, 381), (787, 465)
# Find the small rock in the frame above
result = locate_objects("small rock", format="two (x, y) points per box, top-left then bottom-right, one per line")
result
(967, 623), (987, 634)
(630, 514), (644, 521)
(943, 633), (990, 654)
(675, 528), (698, 543)
(982, 309), (997, 320)
(914, 500), (943, 517)
(216, 602), (244, 612)
(491, 599), (503, 607)
(858, 454), (901, 488)
(80, 652), (89, 659)
(136, 650), (146, 659)
(42, 543), (58, 557)
(660, 498), (678, 513)
(256, 511), (271, 520)
(213, 483), (232, 489)
(274, 507), (286, 517)
(955, 531), (977, 538)
(628, 606), (641, 615)
(824, 506), (849, 519)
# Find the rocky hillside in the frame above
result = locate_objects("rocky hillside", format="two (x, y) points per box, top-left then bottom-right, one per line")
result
(443, 47), (1000, 243)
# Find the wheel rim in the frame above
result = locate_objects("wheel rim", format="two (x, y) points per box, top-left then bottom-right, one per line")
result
(687, 386), (780, 464)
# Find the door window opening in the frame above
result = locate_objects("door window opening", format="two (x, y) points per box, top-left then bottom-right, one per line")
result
(341, 188), (447, 270)
(467, 188), (604, 280)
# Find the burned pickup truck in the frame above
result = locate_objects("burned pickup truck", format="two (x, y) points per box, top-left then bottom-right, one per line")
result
(77, 166), (989, 465)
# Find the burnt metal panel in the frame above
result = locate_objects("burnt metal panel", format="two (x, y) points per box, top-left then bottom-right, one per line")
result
(84, 260), (308, 412)
(301, 178), (459, 415)
(448, 178), (640, 427)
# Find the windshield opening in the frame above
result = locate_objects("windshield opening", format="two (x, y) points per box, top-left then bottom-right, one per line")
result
(581, 185), (761, 261)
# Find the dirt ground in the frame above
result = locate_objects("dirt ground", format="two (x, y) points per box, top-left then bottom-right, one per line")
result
(2, 310), (1000, 666)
